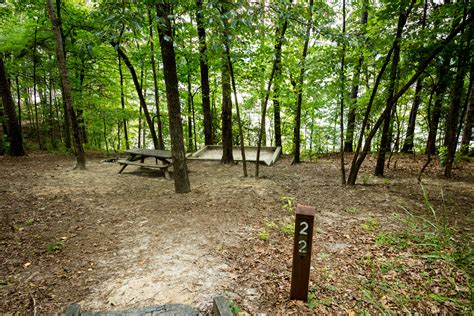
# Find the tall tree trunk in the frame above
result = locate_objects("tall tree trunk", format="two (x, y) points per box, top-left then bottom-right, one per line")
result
(15, 75), (22, 136)
(426, 53), (452, 155)
(346, 5), (471, 185)
(444, 10), (471, 177)
(186, 56), (193, 152)
(401, 0), (428, 153)
(148, 6), (164, 150)
(223, 29), (248, 177)
(0, 57), (25, 156)
(118, 53), (129, 150)
(156, 1), (191, 193)
(196, 0), (213, 145)
(33, 23), (43, 150)
(47, 0), (85, 169)
(112, 43), (159, 149)
(219, 2), (234, 164)
(460, 62), (473, 155)
(293, 0), (314, 164)
(272, 1), (291, 149)
(339, 0), (347, 185)
(344, 0), (368, 153)
(374, 0), (414, 177)
(401, 79), (423, 153)
(255, 1), (293, 176)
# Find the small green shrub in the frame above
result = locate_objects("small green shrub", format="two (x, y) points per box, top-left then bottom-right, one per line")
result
(258, 229), (269, 241)
(361, 174), (370, 185)
(229, 300), (242, 314)
(47, 240), (64, 252)
(361, 218), (380, 232)
(344, 207), (359, 214)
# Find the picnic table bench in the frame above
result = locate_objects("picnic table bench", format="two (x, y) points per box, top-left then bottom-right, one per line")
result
(117, 149), (172, 179)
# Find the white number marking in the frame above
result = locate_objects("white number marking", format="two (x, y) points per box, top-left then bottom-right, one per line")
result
(298, 240), (307, 254)
(299, 221), (309, 236)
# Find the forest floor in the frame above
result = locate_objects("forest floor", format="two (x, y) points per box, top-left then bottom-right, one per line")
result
(0, 151), (472, 314)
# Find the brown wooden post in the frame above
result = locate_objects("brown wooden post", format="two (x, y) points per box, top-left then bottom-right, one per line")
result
(290, 204), (315, 301)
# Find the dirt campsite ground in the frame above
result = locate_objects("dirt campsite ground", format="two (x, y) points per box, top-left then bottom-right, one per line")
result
(0, 151), (472, 314)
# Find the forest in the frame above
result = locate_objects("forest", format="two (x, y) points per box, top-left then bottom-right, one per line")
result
(0, 0), (473, 314)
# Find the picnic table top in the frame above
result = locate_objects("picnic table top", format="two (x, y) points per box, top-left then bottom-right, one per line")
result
(125, 149), (172, 159)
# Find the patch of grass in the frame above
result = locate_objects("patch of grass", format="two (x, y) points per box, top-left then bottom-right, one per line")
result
(258, 229), (269, 241)
(307, 291), (316, 309)
(383, 178), (391, 185)
(280, 223), (294, 236)
(229, 300), (242, 315)
(47, 240), (64, 252)
(318, 252), (330, 260)
(11, 218), (35, 232)
(369, 183), (473, 311)
(344, 207), (359, 214)
(280, 196), (295, 213)
(361, 174), (370, 185)
(360, 218), (380, 232)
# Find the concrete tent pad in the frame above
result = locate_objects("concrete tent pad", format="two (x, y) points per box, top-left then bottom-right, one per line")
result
(187, 145), (281, 166)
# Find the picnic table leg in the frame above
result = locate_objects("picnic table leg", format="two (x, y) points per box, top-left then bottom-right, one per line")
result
(118, 154), (136, 174)
(163, 168), (170, 180)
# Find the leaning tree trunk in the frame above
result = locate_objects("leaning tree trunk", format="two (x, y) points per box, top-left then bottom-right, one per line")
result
(118, 53), (129, 150)
(0, 56), (25, 156)
(47, 0), (85, 169)
(346, 7), (471, 185)
(255, 1), (293, 177)
(374, 0), (414, 177)
(112, 43), (159, 150)
(156, 1), (191, 193)
(196, 0), (213, 145)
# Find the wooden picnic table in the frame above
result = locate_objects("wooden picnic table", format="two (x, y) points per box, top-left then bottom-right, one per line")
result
(117, 149), (172, 179)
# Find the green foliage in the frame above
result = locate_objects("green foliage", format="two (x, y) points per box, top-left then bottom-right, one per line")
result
(344, 207), (359, 214)
(361, 174), (370, 185)
(280, 196), (295, 213)
(229, 300), (242, 315)
(47, 240), (64, 253)
(360, 218), (380, 232)
(376, 184), (472, 274)
(258, 228), (269, 241)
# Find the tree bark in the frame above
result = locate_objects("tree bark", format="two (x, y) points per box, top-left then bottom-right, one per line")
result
(47, 0), (85, 169)
(0, 57), (25, 156)
(460, 62), (473, 155)
(156, 1), (191, 193)
(292, 0), (314, 165)
(401, 0), (427, 153)
(374, 0), (414, 177)
(118, 53), (129, 150)
(426, 52), (451, 155)
(339, 0), (347, 184)
(444, 10), (471, 177)
(272, 1), (291, 149)
(148, 6), (165, 150)
(196, 0), (213, 145)
(220, 2), (234, 164)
